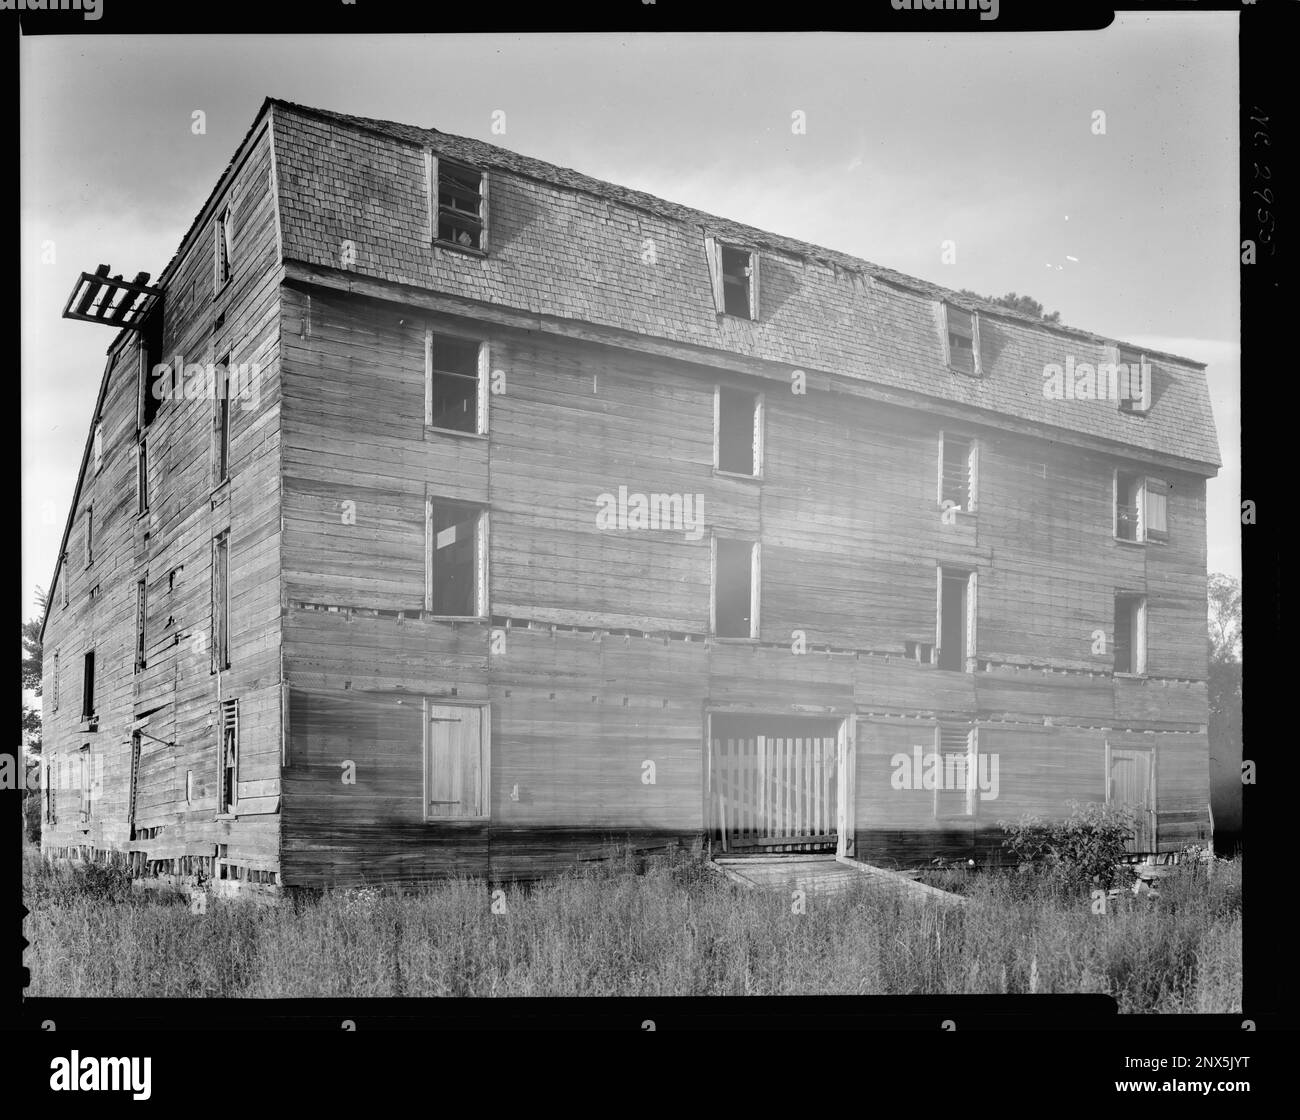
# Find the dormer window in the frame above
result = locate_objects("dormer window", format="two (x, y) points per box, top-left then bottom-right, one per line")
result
(943, 303), (980, 376)
(431, 157), (488, 252)
(1118, 347), (1152, 413)
(705, 236), (760, 320)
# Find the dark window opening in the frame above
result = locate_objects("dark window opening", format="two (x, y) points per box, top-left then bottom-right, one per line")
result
(137, 437), (149, 515)
(437, 163), (485, 250)
(214, 354), (231, 484)
(428, 500), (483, 617)
(428, 334), (481, 432)
(81, 651), (96, 719)
(715, 537), (756, 638)
(937, 571), (970, 671)
(85, 506), (93, 567)
(717, 387), (759, 475)
(139, 311), (164, 429)
(721, 246), (755, 318)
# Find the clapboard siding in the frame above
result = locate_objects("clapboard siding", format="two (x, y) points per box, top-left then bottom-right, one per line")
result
(41, 120), (284, 876)
(43, 99), (1217, 887)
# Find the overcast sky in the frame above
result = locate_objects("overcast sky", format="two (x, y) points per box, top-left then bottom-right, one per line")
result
(20, 17), (1239, 621)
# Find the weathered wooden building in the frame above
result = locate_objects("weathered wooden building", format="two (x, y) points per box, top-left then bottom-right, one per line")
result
(39, 98), (1220, 889)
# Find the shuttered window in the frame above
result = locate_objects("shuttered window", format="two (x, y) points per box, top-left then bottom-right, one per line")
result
(135, 577), (148, 671)
(940, 434), (974, 511)
(934, 725), (976, 818)
(219, 698), (239, 815)
(425, 702), (489, 820)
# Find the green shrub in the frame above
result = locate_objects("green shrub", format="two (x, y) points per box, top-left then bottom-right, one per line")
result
(999, 802), (1136, 891)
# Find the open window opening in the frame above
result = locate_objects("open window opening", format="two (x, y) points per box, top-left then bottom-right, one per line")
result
(936, 567), (975, 672)
(1113, 593), (1147, 675)
(1115, 471), (1169, 543)
(713, 536), (759, 639)
(715, 386), (762, 476)
(426, 498), (487, 617)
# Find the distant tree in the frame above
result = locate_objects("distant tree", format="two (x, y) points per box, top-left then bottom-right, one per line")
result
(1207, 573), (1242, 855)
(22, 590), (45, 843)
(958, 289), (1062, 324)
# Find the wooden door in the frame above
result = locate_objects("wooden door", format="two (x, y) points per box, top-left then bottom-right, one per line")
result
(1109, 747), (1155, 853)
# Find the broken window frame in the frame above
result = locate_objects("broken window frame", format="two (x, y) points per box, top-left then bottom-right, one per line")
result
(938, 431), (977, 514)
(218, 697), (239, 818)
(425, 329), (489, 436)
(942, 302), (981, 377)
(92, 420), (104, 474)
(711, 533), (761, 640)
(428, 153), (489, 254)
(704, 235), (761, 320)
(61, 554), (69, 608)
(935, 566), (977, 672)
(44, 763), (55, 824)
(933, 724), (978, 820)
(84, 506), (93, 568)
(1113, 593), (1147, 676)
(52, 651), (59, 711)
(423, 699), (491, 823)
(425, 496), (489, 619)
(713, 384), (764, 478)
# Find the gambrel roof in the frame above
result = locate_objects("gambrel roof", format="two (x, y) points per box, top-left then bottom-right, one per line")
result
(42, 96), (1223, 640)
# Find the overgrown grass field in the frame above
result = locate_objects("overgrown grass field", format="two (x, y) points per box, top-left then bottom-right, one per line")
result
(24, 847), (1240, 1010)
